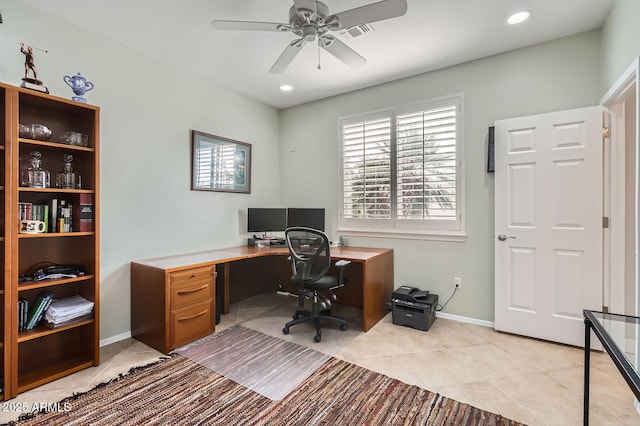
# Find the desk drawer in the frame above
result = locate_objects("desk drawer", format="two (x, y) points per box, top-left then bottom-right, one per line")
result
(171, 278), (214, 310)
(170, 266), (214, 286)
(171, 301), (214, 348)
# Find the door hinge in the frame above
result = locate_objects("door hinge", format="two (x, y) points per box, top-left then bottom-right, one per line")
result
(603, 217), (609, 228)
(602, 306), (609, 313)
(602, 127), (610, 138)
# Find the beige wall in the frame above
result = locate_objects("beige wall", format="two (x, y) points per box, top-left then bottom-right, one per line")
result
(279, 31), (603, 322)
(601, 0), (640, 92)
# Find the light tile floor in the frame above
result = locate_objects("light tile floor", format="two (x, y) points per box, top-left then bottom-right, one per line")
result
(0, 292), (638, 425)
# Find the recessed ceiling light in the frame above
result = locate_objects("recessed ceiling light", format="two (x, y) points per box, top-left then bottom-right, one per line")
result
(506, 10), (532, 25)
(280, 84), (293, 92)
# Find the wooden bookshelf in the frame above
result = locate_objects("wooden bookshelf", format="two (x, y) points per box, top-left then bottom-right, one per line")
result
(1, 82), (100, 399)
(0, 84), (7, 401)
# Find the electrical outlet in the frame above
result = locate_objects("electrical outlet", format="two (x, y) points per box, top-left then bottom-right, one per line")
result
(454, 277), (462, 290)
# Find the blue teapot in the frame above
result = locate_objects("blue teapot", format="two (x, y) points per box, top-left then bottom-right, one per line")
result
(63, 72), (94, 103)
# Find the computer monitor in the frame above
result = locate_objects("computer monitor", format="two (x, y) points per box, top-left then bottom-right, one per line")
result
(247, 208), (287, 236)
(286, 208), (325, 231)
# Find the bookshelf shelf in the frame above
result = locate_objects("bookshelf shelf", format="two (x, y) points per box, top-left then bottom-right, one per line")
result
(18, 275), (95, 292)
(17, 319), (94, 343)
(18, 188), (95, 194)
(18, 232), (95, 239)
(18, 138), (95, 153)
(2, 82), (100, 399)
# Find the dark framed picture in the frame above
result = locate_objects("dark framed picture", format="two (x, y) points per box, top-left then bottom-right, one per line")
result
(191, 130), (251, 193)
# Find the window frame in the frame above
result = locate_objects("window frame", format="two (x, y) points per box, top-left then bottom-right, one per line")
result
(338, 94), (466, 242)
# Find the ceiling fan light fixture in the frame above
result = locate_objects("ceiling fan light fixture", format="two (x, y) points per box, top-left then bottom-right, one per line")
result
(506, 9), (532, 25)
(280, 84), (294, 92)
(212, 0), (407, 73)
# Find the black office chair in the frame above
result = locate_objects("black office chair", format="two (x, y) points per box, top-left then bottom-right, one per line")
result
(282, 227), (350, 342)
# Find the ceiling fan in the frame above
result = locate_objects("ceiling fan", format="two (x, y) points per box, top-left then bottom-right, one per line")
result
(211, 0), (408, 73)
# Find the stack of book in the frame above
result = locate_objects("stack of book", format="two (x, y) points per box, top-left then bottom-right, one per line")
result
(43, 295), (94, 329)
(16, 195), (93, 233)
(18, 202), (49, 231)
(18, 291), (54, 331)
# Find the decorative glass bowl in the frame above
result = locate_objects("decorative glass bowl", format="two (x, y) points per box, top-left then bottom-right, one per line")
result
(60, 131), (88, 147)
(19, 124), (52, 141)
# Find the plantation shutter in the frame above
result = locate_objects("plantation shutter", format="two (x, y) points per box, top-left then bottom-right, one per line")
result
(342, 117), (392, 219)
(396, 105), (457, 220)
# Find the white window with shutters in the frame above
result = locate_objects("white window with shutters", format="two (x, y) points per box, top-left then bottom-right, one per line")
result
(339, 94), (465, 241)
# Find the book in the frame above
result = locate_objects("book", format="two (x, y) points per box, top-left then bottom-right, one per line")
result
(75, 193), (93, 232)
(33, 296), (53, 327)
(18, 202), (32, 220)
(50, 198), (58, 232)
(43, 313), (93, 330)
(25, 291), (53, 330)
(22, 299), (28, 331)
(43, 204), (49, 233)
(18, 299), (27, 331)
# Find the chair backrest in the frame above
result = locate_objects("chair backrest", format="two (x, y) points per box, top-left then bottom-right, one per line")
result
(285, 227), (331, 283)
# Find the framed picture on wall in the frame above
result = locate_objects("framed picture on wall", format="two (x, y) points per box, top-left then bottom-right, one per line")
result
(191, 130), (252, 193)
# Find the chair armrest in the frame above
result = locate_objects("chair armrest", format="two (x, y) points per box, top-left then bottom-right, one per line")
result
(335, 259), (351, 286)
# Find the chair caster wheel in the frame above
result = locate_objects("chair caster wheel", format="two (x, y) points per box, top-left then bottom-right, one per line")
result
(340, 324), (347, 331)
(314, 334), (321, 342)
(283, 326), (289, 335)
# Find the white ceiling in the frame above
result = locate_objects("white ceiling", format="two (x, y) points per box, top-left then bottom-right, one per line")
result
(18, 0), (614, 109)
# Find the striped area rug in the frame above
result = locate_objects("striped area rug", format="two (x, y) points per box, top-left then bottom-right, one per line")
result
(14, 353), (525, 425)
(174, 325), (330, 400)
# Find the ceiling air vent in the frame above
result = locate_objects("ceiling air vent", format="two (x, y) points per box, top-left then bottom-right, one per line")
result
(340, 23), (375, 39)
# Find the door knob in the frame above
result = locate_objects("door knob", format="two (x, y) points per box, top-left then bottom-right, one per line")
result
(497, 234), (515, 241)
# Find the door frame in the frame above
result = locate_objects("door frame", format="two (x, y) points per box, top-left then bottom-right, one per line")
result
(600, 57), (639, 316)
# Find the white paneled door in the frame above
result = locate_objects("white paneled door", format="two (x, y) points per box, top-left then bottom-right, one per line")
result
(494, 106), (603, 347)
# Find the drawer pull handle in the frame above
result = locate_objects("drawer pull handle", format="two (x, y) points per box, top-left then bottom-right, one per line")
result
(178, 310), (207, 321)
(177, 284), (208, 295)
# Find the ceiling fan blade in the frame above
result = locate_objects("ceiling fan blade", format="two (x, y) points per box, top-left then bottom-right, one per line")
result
(212, 20), (287, 32)
(319, 36), (366, 68)
(293, 0), (317, 19)
(328, 0), (407, 30)
(269, 39), (307, 74)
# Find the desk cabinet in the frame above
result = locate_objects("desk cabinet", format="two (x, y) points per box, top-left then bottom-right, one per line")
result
(131, 264), (215, 354)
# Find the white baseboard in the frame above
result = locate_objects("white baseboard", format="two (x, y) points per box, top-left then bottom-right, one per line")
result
(100, 331), (132, 347)
(435, 311), (495, 328)
(98, 312), (494, 348)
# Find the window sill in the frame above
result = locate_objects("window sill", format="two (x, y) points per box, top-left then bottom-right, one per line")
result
(336, 228), (467, 243)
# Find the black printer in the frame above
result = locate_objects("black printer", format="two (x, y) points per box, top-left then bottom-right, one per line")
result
(392, 286), (438, 331)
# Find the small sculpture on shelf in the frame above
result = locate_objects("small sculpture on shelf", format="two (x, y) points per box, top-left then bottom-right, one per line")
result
(19, 43), (49, 93)
(56, 154), (81, 189)
(63, 72), (94, 103)
(21, 151), (50, 188)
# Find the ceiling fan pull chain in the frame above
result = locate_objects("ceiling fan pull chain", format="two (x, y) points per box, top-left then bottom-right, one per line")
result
(317, 44), (321, 70)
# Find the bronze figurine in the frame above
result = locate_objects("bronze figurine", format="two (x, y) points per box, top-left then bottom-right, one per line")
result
(20, 43), (42, 85)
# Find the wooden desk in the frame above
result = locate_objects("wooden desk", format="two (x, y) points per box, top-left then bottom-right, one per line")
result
(131, 246), (393, 353)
